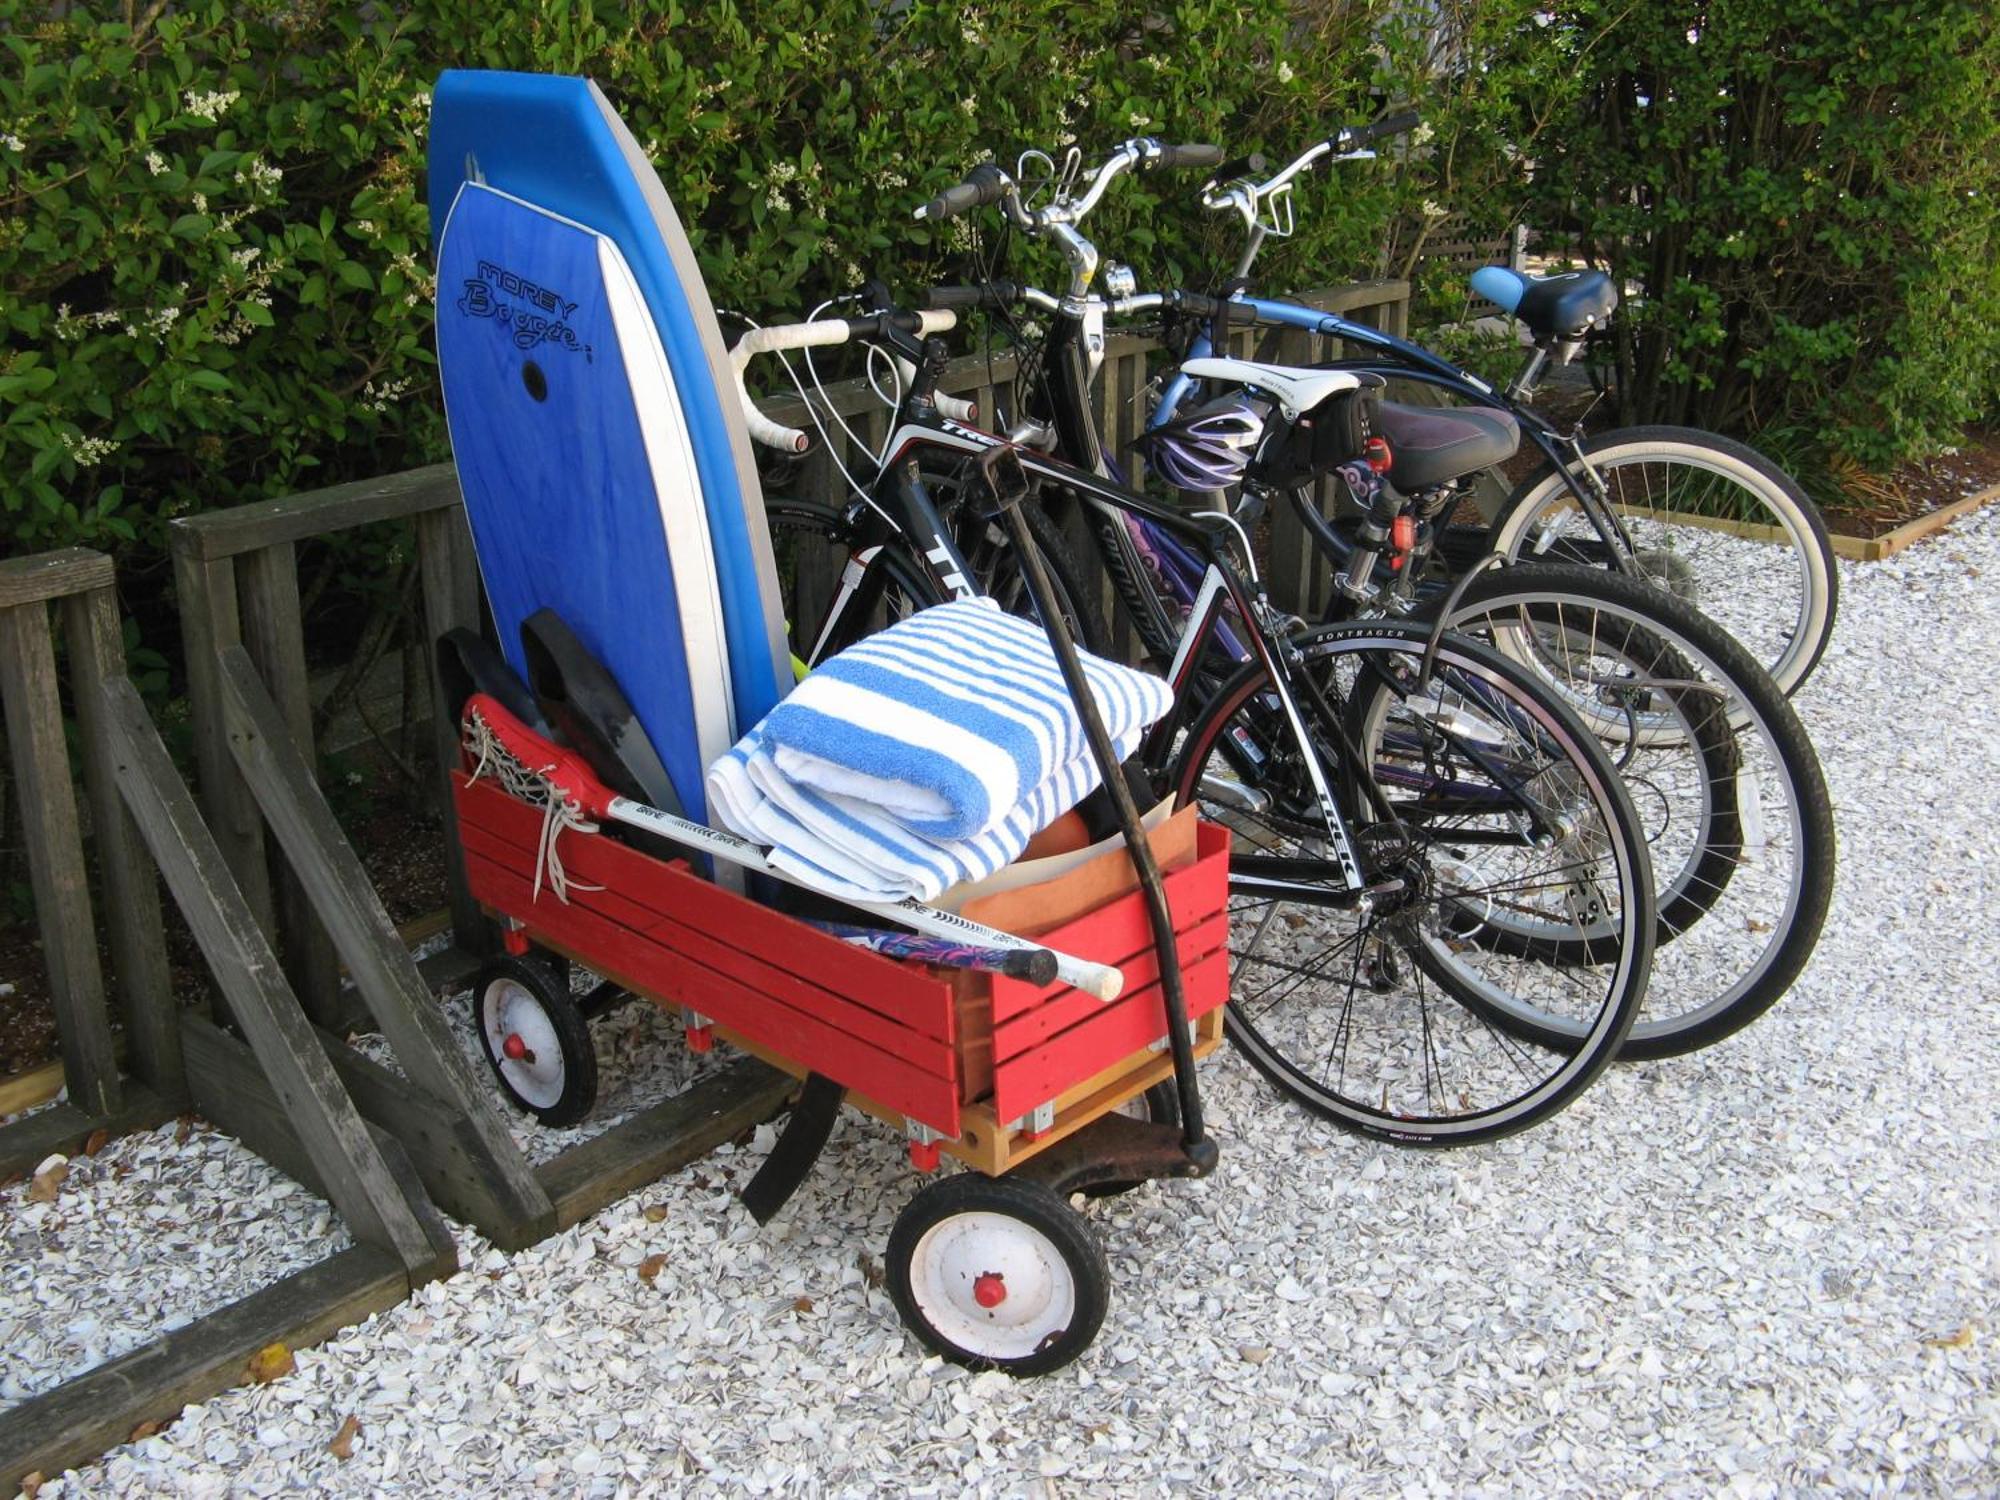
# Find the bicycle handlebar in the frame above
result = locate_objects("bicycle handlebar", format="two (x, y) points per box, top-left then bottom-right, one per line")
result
(916, 162), (1014, 223)
(729, 309), (963, 453)
(1332, 109), (1421, 154)
(1151, 142), (1224, 171)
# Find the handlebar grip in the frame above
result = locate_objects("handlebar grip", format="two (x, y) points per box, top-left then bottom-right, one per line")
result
(1338, 109), (1422, 151)
(935, 393), (978, 423)
(1153, 142), (1224, 171)
(924, 280), (1022, 312)
(917, 162), (1011, 222)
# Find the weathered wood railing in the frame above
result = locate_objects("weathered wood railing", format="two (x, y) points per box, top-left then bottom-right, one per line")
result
(0, 549), (180, 1175)
(168, 476), (493, 1026)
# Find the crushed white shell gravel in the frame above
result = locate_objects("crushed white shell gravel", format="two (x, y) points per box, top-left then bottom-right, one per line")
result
(16, 511), (2000, 1496)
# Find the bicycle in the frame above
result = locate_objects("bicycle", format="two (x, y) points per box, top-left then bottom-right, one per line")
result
(905, 135), (1832, 1061)
(1146, 114), (1839, 697)
(728, 142), (1660, 1144)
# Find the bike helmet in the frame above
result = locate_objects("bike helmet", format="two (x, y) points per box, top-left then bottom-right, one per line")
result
(1134, 393), (1268, 492)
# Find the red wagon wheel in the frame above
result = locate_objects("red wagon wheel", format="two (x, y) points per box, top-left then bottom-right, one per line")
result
(887, 1175), (1109, 1375)
(472, 956), (598, 1126)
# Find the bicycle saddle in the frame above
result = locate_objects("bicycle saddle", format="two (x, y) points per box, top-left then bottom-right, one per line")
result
(1180, 356), (1364, 415)
(1375, 401), (1520, 491)
(1470, 266), (1618, 340)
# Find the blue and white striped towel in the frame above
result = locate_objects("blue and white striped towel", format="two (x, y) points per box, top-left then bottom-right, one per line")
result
(704, 599), (1174, 903)
(753, 598), (1173, 842)
(706, 721), (1144, 903)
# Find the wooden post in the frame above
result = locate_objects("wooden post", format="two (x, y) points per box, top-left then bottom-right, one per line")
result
(0, 594), (118, 1117)
(217, 644), (554, 1244)
(100, 674), (441, 1276)
(170, 538), (275, 938)
(415, 502), (497, 959)
(237, 540), (343, 1026)
(61, 584), (178, 1092)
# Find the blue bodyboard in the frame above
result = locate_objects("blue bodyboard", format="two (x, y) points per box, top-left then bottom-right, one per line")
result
(428, 71), (790, 739)
(435, 184), (731, 821)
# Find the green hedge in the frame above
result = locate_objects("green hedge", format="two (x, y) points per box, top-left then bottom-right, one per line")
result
(1516, 0), (2000, 465)
(10, 0), (1990, 574)
(0, 0), (1414, 569)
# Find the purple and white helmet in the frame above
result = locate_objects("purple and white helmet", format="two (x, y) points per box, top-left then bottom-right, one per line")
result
(1136, 394), (1267, 492)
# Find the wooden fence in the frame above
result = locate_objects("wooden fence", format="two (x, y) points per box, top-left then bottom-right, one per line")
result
(0, 550), (181, 1176)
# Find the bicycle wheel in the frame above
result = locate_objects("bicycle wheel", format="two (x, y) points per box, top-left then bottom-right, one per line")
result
(1430, 564), (1835, 1058)
(1487, 425), (1839, 696)
(764, 498), (937, 668)
(1171, 621), (1655, 1145)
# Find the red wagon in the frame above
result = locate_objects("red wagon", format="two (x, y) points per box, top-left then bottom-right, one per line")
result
(449, 716), (1230, 1371)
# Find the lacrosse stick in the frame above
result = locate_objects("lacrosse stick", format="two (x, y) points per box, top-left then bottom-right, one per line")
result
(460, 693), (1124, 1001)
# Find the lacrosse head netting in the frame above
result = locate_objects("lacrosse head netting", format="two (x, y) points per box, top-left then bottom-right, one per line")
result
(460, 693), (608, 904)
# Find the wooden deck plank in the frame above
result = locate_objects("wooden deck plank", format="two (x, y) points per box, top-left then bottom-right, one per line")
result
(535, 1055), (793, 1230)
(0, 1245), (416, 1497)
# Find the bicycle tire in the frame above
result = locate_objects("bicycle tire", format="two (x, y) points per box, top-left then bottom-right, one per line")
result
(764, 497), (938, 668)
(1171, 620), (1655, 1145)
(1431, 564), (1835, 1058)
(1487, 425), (1839, 696)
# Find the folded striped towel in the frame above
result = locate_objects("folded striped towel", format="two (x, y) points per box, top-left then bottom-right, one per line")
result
(704, 598), (1174, 903)
(753, 598), (1173, 842)
(705, 722), (1145, 903)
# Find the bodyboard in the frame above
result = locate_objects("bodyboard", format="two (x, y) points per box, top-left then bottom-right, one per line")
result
(435, 181), (728, 821)
(429, 70), (790, 735)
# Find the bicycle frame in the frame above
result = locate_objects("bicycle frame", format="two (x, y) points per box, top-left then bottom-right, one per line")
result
(1150, 293), (1643, 572)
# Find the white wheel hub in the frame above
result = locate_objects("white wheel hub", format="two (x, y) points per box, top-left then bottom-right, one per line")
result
(482, 977), (567, 1110)
(906, 1210), (1075, 1361)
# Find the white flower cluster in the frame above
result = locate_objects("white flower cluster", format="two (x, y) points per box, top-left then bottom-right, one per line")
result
(145, 150), (168, 176)
(959, 96), (977, 117)
(234, 157), (283, 191)
(1422, 199), (1449, 220)
(389, 250), (434, 307)
(1, 132), (24, 152)
(1277, 60), (1296, 84)
(53, 304), (121, 341)
(60, 432), (118, 467)
(363, 376), (416, 414)
(1411, 122), (1435, 146)
(184, 89), (240, 123)
(1128, 112), (1153, 130)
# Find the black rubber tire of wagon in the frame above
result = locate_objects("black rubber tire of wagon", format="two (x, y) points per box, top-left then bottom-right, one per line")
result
(887, 1173), (1111, 1376)
(471, 955), (598, 1127)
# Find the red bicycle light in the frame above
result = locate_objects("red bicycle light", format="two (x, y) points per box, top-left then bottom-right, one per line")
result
(1364, 435), (1392, 473)
(1391, 515), (1416, 553)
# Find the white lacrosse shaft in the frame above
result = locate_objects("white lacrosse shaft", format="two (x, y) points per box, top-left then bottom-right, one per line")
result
(601, 792), (1124, 1001)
